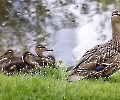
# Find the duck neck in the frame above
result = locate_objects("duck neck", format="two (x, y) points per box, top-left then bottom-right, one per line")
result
(38, 52), (46, 58)
(35, 49), (46, 58)
(112, 21), (120, 50)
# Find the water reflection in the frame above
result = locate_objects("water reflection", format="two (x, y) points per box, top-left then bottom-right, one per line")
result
(0, 0), (119, 66)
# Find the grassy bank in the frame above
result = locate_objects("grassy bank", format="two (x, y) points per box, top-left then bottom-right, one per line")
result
(0, 66), (120, 100)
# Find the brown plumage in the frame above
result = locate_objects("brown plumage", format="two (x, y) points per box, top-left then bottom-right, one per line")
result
(35, 44), (56, 67)
(0, 49), (22, 70)
(67, 11), (120, 81)
(2, 61), (32, 74)
(0, 44), (56, 74)
(0, 50), (32, 74)
(66, 66), (74, 72)
(22, 51), (41, 70)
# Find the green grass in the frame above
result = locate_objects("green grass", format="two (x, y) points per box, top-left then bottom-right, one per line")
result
(0, 66), (120, 100)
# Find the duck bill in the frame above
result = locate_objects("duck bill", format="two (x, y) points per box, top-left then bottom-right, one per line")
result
(45, 48), (53, 51)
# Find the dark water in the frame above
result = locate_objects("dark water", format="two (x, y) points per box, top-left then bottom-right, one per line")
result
(0, 0), (119, 66)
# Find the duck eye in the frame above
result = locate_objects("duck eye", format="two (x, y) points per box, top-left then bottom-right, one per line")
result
(112, 12), (117, 15)
(112, 11), (120, 16)
(38, 46), (45, 48)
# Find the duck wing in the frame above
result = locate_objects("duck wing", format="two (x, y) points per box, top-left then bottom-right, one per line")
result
(73, 40), (113, 70)
(67, 50), (120, 81)
(2, 61), (31, 73)
(72, 45), (98, 70)
(91, 53), (120, 78)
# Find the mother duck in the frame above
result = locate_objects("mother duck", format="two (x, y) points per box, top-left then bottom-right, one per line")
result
(67, 11), (120, 81)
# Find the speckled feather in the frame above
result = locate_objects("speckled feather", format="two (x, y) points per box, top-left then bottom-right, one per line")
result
(67, 11), (120, 81)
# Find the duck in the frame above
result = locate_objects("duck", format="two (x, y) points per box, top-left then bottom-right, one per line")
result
(22, 51), (41, 71)
(0, 49), (21, 62)
(2, 60), (32, 74)
(0, 49), (22, 69)
(67, 11), (120, 81)
(0, 50), (33, 74)
(35, 44), (56, 67)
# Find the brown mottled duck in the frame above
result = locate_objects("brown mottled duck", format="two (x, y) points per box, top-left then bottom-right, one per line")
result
(22, 51), (41, 71)
(67, 11), (120, 81)
(0, 50), (32, 74)
(0, 49), (22, 70)
(35, 44), (56, 67)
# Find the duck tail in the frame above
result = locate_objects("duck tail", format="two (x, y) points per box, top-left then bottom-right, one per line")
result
(66, 66), (75, 72)
(66, 67), (89, 81)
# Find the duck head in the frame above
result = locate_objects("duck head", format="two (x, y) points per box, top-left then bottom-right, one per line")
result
(0, 49), (14, 59)
(111, 11), (120, 23)
(111, 10), (120, 43)
(35, 44), (53, 57)
(22, 51), (35, 64)
(22, 51), (41, 70)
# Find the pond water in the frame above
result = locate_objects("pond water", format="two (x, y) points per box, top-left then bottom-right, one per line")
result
(0, 0), (119, 66)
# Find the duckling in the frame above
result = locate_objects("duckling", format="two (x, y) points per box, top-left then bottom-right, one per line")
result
(0, 49), (14, 63)
(0, 49), (22, 70)
(35, 44), (56, 67)
(2, 60), (32, 74)
(0, 50), (31, 74)
(22, 51), (41, 71)
(67, 11), (120, 81)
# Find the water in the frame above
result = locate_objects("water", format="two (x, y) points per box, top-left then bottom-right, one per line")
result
(0, 0), (119, 66)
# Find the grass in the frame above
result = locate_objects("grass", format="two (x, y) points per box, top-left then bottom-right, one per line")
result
(0, 65), (120, 100)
